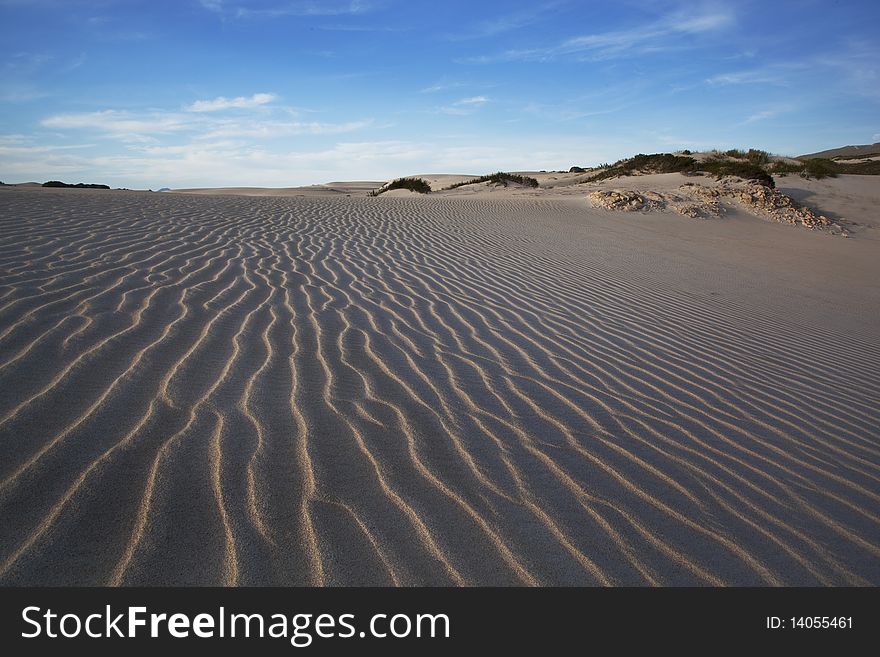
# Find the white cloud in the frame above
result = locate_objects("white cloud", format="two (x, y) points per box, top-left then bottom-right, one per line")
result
(455, 96), (488, 106)
(186, 93), (276, 112)
(201, 1), (377, 19)
(199, 118), (372, 139)
(420, 81), (468, 94)
(740, 106), (793, 125)
(437, 96), (490, 115)
(40, 98), (371, 144)
(41, 110), (191, 141)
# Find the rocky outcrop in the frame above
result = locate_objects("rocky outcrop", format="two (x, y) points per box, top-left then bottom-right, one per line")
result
(715, 181), (838, 231)
(587, 177), (846, 235)
(586, 190), (664, 212)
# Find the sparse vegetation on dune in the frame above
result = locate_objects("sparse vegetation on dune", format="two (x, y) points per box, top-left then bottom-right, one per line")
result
(586, 151), (776, 187)
(698, 157), (776, 188)
(832, 151), (880, 161)
(369, 177), (432, 196)
(585, 153), (698, 182)
(444, 172), (539, 190)
(584, 145), (880, 190)
(773, 157), (880, 179)
(800, 158), (838, 179)
(838, 160), (880, 175)
(42, 181), (111, 189)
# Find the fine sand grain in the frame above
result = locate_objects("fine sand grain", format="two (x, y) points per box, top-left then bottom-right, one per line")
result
(0, 186), (878, 585)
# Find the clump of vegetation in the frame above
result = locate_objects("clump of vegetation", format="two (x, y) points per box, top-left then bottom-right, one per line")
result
(569, 166), (586, 173)
(837, 159), (880, 175)
(745, 148), (771, 165)
(369, 177), (432, 196)
(42, 181), (111, 189)
(800, 158), (838, 179)
(775, 157), (879, 178)
(721, 148), (770, 165)
(698, 159), (776, 187)
(585, 153), (697, 182)
(445, 172), (539, 190)
(586, 152), (775, 187)
(771, 160), (804, 175)
(680, 149), (692, 155)
(833, 151), (880, 161)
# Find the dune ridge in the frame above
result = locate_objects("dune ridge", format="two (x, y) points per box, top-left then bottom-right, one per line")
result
(0, 188), (878, 586)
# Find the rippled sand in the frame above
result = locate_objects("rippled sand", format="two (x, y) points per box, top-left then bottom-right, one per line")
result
(0, 187), (878, 585)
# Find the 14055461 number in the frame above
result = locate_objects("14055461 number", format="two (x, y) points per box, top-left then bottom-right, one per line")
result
(766, 616), (853, 629)
(791, 616), (852, 629)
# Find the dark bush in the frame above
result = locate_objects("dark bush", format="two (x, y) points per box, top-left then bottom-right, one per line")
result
(801, 158), (838, 179)
(837, 159), (880, 175)
(771, 161), (804, 175)
(698, 160), (775, 187)
(585, 152), (774, 187)
(586, 153), (696, 182)
(43, 181), (110, 189)
(745, 148), (770, 165)
(445, 172), (539, 190)
(369, 177), (432, 196)
(569, 166), (586, 173)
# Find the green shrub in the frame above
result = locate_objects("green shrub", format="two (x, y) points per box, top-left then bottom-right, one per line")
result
(445, 172), (539, 190)
(745, 148), (770, 165)
(833, 152), (880, 161)
(836, 159), (880, 175)
(369, 177), (432, 196)
(724, 148), (747, 158)
(585, 153), (696, 182)
(42, 181), (110, 189)
(771, 161), (803, 175)
(801, 158), (838, 179)
(699, 160), (775, 187)
(585, 152), (774, 187)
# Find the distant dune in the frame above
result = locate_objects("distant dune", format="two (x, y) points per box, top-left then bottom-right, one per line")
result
(0, 175), (878, 586)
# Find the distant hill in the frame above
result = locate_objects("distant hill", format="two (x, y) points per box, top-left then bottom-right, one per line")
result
(798, 143), (880, 159)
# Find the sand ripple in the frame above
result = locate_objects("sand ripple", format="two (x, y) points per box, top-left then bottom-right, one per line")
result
(0, 189), (878, 585)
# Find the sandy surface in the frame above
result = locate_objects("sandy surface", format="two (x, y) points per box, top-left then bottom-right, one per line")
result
(0, 184), (878, 585)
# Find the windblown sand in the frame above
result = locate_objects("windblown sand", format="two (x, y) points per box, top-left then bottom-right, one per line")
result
(0, 186), (878, 586)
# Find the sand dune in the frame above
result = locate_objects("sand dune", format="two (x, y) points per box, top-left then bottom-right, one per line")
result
(0, 186), (878, 586)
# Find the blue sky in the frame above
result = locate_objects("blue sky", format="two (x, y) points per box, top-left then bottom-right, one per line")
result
(1, 0), (878, 188)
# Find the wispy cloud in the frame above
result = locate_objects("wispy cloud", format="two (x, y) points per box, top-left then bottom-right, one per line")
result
(455, 96), (488, 106)
(4, 52), (52, 74)
(465, 7), (734, 63)
(739, 105), (793, 125)
(201, 1), (379, 19)
(447, 1), (566, 40)
(42, 110), (191, 140)
(0, 85), (52, 103)
(706, 68), (789, 87)
(39, 96), (372, 144)
(186, 93), (276, 112)
(199, 118), (373, 139)
(437, 96), (490, 115)
(420, 80), (470, 94)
